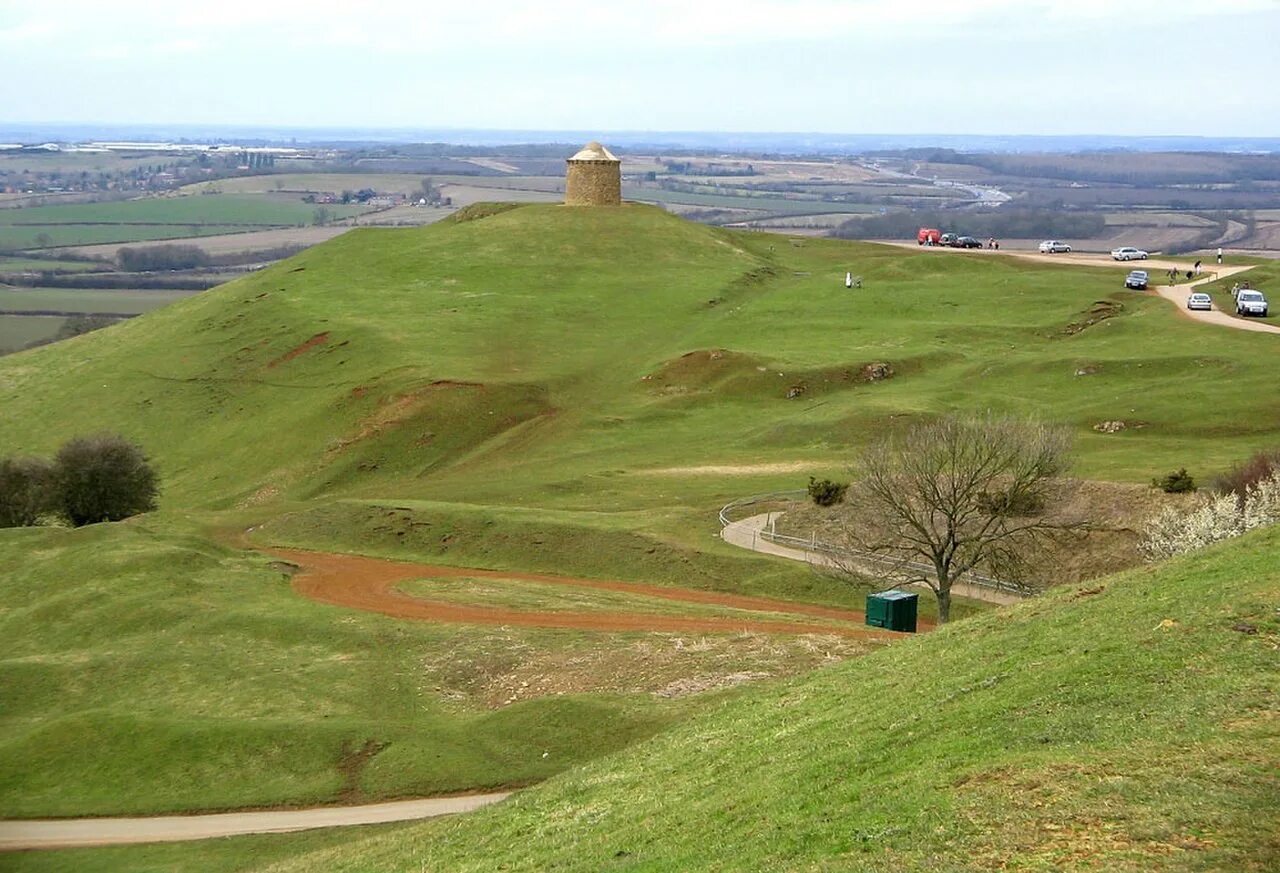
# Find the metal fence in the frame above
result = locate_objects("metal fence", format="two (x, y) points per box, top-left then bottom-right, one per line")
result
(719, 491), (1028, 597)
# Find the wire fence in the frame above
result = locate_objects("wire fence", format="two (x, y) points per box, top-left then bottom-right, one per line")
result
(719, 491), (1029, 596)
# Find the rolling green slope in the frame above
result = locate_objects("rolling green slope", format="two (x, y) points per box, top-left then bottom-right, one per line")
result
(244, 526), (1280, 873)
(2, 204), (1278, 845)
(0, 203), (1276, 517)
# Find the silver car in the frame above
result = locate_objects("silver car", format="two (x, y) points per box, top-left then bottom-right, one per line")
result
(1111, 247), (1149, 261)
(1039, 240), (1071, 253)
(1186, 293), (1212, 311)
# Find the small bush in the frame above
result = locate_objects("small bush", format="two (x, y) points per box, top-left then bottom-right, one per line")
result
(54, 433), (158, 526)
(1211, 448), (1280, 498)
(807, 477), (848, 507)
(977, 488), (1044, 516)
(1153, 468), (1197, 494)
(0, 457), (57, 527)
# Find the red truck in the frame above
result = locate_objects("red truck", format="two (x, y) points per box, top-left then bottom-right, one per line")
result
(917, 227), (941, 246)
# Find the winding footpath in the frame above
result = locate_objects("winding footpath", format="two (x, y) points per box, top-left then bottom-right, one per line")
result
(274, 546), (892, 638)
(720, 513), (1023, 606)
(0, 793), (511, 851)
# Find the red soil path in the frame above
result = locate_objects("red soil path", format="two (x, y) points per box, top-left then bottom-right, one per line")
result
(272, 547), (916, 638)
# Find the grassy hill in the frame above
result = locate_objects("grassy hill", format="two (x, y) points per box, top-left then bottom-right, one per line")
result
(1, 204), (1278, 863)
(229, 526), (1280, 872)
(19, 522), (1277, 872)
(1, 203), (1276, 511)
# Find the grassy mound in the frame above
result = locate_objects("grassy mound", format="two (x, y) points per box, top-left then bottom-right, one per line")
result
(246, 526), (1280, 872)
(1, 204), (1277, 515)
(0, 523), (687, 817)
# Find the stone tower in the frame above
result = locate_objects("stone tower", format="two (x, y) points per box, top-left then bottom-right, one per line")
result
(564, 141), (621, 206)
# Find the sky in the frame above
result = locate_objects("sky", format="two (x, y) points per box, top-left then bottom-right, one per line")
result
(3, 0), (1279, 136)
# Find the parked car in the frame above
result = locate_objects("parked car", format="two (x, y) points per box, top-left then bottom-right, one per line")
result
(1111, 246), (1149, 261)
(917, 227), (941, 246)
(956, 236), (983, 248)
(939, 232), (960, 247)
(1186, 292), (1212, 311)
(1236, 289), (1269, 317)
(1038, 240), (1071, 253)
(1124, 270), (1149, 290)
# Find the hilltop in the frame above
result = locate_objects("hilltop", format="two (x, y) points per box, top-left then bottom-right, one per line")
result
(2, 203), (1277, 511)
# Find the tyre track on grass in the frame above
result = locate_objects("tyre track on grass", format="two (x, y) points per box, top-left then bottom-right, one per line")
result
(272, 547), (909, 638)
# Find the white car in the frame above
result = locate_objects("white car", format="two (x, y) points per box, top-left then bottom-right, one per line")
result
(1039, 240), (1071, 253)
(1186, 292), (1212, 311)
(1236, 290), (1269, 317)
(1111, 247), (1149, 261)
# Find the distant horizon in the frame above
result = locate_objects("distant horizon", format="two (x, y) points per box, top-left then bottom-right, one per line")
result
(3, 123), (1280, 155)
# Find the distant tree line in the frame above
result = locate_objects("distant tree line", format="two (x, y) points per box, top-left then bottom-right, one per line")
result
(117, 244), (211, 272)
(8, 273), (216, 290)
(832, 208), (1107, 241)
(662, 161), (758, 176)
(0, 433), (158, 528)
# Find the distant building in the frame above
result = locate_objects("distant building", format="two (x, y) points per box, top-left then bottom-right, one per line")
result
(565, 141), (621, 206)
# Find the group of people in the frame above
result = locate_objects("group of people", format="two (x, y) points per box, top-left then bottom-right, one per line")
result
(986, 238), (1000, 249)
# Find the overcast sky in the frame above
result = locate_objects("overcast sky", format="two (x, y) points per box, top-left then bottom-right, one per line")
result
(3, 0), (1279, 135)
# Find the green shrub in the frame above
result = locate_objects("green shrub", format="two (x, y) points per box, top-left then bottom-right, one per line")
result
(1153, 468), (1197, 494)
(54, 433), (158, 526)
(0, 456), (57, 527)
(807, 477), (848, 507)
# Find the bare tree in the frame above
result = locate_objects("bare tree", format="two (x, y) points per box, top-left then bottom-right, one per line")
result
(842, 415), (1073, 623)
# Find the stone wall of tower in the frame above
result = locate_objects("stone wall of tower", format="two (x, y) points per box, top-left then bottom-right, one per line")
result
(565, 160), (621, 206)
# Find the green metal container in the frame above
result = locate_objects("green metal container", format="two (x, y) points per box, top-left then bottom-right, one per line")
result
(866, 589), (919, 633)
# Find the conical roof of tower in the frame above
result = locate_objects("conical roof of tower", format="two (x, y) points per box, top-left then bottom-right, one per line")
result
(568, 141), (619, 162)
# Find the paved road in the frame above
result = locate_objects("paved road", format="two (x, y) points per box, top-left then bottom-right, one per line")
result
(721, 512), (1024, 607)
(0, 793), (512, 851)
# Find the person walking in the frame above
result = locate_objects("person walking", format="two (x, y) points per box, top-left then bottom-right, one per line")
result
(1194, 259), (1202, 276)
(1168, 267), (1178, 285)
(1217, 247), (1224, 265)
(845, 271), (853, 289)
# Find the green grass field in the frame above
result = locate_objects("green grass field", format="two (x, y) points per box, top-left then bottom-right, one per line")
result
(0, 314), (64, 351)
(182, 173), (433, 196)
(0, 287), (196, 314)
(0, 193), (373, 251)
(1, 204), (1277, 867)
(0, 257), (102, 273)
(0, 223), (251, 250)
(0, 194), (368, 228)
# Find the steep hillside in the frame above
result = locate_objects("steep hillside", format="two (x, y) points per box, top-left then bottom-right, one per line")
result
(245, 526), (1280, 872)
(1, 203), (1277, 518)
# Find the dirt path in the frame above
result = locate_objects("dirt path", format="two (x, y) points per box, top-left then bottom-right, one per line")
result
(1150, 269), (1280, 334)
(888, 244), (1277, 334)
(0, 793), (511, 851)
(272, 547), (900, 639)
(720, 513), (1023, 607)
